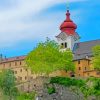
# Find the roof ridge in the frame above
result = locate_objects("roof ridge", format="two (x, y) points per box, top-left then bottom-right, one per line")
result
(80, 39), (100, 44)
(5, 55), (26, 59)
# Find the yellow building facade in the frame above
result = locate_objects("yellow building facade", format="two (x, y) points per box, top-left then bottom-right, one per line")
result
(0, 56), (37, 83)
(0, 56), (69, 83)
(74, 58), (100, 78)
(0, 54), (99, 85)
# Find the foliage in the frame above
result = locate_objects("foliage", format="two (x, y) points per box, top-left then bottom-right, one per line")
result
(25, 39), (75, 75)
(47, 87), (56, 95)
(17, 92), (36, 100)
(79, 77), (100, 100)
(80, 85), (94, 100)
(92, 45), (100, 71)
(0, 69), (18, 100)
(50, 77), (85, 87)
(86, 77), (100, 97)
(49, 77), (100, 100)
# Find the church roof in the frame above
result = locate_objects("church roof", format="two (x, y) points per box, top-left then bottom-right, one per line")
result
(73, 39), (100, 60)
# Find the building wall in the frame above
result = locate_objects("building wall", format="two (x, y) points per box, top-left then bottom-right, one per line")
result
(57, 33), (76, 50)
(0, 59), (69, 84)
(0, 59), (37, 83)
(74, 59), (90, 77)
(74, 57), (100, 77)
(83, 70), (100, 77)
(0, 56), (99, 84)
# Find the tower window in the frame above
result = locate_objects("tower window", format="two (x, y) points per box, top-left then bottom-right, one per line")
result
(65, 42), (67, 48)
(61, 43), (63, 45)
(61, 43), (64, 48)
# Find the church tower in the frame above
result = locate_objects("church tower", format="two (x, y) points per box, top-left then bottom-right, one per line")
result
(56, 9), (80, 51)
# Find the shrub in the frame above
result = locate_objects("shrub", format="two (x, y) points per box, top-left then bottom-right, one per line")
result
(47, 87), (56, 95)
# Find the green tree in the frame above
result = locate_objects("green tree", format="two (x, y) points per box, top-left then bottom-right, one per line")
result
(87, 77), (100, 100)
(17, 92), (35, 100)
(92, 45), (100, 71)
(0, 69), (18, 100)
(26, 39), (75, 75)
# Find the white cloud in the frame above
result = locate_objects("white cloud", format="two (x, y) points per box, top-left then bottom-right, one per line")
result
(0, 0), (86, 48)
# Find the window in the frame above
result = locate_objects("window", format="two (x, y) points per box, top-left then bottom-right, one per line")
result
(15, 71), (17, 74)
(79, 67), (81, 70)
(97, 72), (100, 75)
(65, 42), (67, 48)
(61, 43), (63, 46)
(20, 61), (22, 65)
(9, 63), (11, 67)
(25, 76), (27, 80)
(25, 69), (28, 71)
(84, 67), (87, 70)
(88, 61), (90, 65)
(78, 60), (80, 64)
(19, 77), (22, 80)
(61, 43), (64, 48)
(3, 64), (5, 67)
(87, 73), (90, 76)
(20, 69), (22, 72)
(15, 62), (17, 66)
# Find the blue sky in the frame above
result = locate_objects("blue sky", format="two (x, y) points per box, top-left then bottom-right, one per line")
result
(0, 0), (100, 57)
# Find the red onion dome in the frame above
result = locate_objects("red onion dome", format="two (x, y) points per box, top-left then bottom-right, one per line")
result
(60, 10), (77, 35)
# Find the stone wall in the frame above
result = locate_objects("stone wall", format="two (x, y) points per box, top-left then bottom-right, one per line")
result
(16, 77), (97, 100)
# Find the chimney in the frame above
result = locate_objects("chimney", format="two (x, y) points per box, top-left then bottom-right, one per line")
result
(5, 56), (6, 59)
(0, 54), (3, 62)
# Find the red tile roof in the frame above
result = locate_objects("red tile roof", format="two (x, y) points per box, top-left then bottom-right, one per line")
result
(1, 55), (26, 63)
